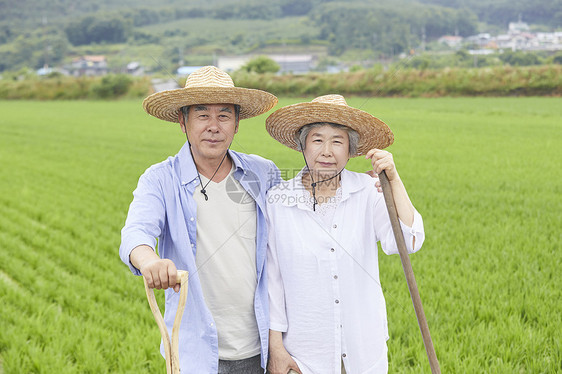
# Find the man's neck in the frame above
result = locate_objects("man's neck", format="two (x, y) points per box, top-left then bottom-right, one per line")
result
(193, 152), (233, 182)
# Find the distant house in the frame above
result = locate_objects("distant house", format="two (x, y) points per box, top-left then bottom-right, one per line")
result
(508, 21), (530, 34)
(70, 56), (108, 76)
(438, 36), (463, 48)
(217, 57), (249, 73)
(464, 21), (562, 53)
(269, 55), (316, 74)
(495, 34), (513, 50)
(535, 32), (562, 51)
(495, 32), (537, 51)
(465, 33), (491, 48)
(127, 62), (144, 76)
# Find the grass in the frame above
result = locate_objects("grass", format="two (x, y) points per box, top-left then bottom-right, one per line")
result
(0, 97), (560, 373)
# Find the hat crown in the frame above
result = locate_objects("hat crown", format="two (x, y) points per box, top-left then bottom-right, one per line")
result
(311, 94), (348, 106)
(266, 93), (394, 155)
(184, 66), (234, 88)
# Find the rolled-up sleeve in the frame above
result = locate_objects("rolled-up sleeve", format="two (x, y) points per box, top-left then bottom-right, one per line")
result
(398, 209), (424, 253)
(374, 194), (425, 255)
(119, 169), (166, 275)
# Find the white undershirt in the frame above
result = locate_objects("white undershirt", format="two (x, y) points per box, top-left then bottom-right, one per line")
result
(194, 165), (260, 360)
(303, 186), (342, 227)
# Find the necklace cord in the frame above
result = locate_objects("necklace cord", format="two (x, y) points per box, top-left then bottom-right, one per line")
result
(185, 132), (230, 201)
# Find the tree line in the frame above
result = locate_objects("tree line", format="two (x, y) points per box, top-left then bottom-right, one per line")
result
(0, 0), (560, 72)
(61, 1), (479, 53)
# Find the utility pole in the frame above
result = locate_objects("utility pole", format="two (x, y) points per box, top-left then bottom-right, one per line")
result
(42, 15), (49, 71)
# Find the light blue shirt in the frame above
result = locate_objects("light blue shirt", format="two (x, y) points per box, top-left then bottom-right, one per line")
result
(119, 142), (280, 373)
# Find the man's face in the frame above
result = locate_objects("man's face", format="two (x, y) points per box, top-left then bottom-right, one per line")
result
(303, 125), (350, 179)
(180, 104), (238, 162)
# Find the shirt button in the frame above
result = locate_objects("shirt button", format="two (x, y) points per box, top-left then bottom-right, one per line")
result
(333, 275), (338, 279)
(333, 224), (337, 229)
(191, 243), (194, 247)
(335, 299), (340, 304)
(330, 248), (335, 252)
(190, 217), (194, 221)
(342, 353), (347, 358)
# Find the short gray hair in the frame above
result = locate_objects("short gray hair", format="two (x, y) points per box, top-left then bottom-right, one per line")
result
(295, 122), (359, 156)
(180, 104), (241, 123)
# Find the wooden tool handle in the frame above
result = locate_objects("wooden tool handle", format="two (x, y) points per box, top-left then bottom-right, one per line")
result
(378, 171), (440, 374)
(144, 270), (189, 374)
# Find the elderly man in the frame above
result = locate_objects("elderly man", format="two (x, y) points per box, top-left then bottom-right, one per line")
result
(119, 66), (280, 373)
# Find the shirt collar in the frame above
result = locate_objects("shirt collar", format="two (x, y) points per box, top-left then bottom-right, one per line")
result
(177, 142), (246, 186)
(177, 141), (198, 186)
(280, 168), (366, 208)
(228, 149), (246, 178)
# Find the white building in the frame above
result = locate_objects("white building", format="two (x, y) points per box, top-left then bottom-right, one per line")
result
(69, 56), (108, 76)
(218, 54), (317, 74)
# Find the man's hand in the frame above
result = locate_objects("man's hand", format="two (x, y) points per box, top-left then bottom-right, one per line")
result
(141, 258), (180, 292)
(130, 245), (180, 292)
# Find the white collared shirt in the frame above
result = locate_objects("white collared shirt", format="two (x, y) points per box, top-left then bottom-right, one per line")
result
(266, 169), (425, 374)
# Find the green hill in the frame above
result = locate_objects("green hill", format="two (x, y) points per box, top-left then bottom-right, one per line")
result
(0, 0), (559, 72)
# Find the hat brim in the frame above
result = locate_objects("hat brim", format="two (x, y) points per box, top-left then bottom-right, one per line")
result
(143, 86), (278, 123)
(266, 102), (394, 156)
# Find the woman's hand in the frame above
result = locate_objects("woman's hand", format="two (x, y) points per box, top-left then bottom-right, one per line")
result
(365, 148), (400, 184)
(267, 347), (301, 374)
(268, 330), (302, 374)
(365, 148), (415, 226)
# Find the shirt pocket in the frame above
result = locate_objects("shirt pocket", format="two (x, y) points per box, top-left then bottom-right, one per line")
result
(238, 202), (257, 240)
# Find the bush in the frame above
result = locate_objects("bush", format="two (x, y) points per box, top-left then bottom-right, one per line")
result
(90, 74), (133, 98)
(549, 52), (562, 65)
(499, 51), (542, 66)
(240, 56), (280, 74)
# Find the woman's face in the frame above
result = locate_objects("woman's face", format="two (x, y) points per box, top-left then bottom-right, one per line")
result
(303, 125), (350, 179)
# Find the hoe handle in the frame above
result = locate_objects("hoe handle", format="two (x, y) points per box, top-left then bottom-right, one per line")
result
(378, 171), (440, 374)
(144, 270), (189, 374)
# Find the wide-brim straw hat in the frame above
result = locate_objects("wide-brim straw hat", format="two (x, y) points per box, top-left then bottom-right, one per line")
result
(266, 94), (394, 156)
(143, 66), (278, 123)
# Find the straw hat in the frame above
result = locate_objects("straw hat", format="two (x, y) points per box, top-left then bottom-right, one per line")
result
(266, 94), (394, 156)
(143, 66), (278, 123)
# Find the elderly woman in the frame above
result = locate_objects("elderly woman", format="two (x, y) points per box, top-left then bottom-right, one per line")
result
(265, 95), (425, 374)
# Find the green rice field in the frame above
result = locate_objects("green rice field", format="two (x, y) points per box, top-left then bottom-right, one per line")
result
(0, 97), (560, 373)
